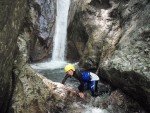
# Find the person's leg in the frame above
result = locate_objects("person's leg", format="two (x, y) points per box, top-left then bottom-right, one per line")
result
(78, 82), (88, 92)
(84, 82), (88, 90)
(90, 81), (96, 96)
(90, 81), (99, 97)
(95, 81), (98, 93)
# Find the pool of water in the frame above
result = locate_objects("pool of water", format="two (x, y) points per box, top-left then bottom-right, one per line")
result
(31, 61), (80, 88)
(38, 68), (80, 88)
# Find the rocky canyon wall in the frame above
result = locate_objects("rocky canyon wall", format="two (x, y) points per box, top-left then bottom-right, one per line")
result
(0, 0), (56, 112)
(0, 0), (27, 112)
(68, 0), (150, 111)
(28, 0), (56, 62)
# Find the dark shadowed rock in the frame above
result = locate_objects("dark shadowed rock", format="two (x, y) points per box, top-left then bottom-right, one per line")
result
(0, 0), (27, 112)
(0, 0), (56, 112)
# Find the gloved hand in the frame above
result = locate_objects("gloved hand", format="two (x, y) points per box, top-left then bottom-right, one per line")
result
(79, 92), (85, 99)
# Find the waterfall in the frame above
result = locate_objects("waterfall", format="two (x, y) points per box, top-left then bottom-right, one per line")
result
(31, 0), (70, 70)
(52, 0), (70, 61)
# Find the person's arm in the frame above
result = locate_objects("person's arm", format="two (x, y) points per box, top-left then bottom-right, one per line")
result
(80, 81), (85, 92)
(62, 75), (69, 84)
(78, 81), (85, 98)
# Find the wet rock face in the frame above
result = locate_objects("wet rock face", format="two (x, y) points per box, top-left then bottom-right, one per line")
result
(67, 0), (89, 62)
(24, 0), (56, 62)
(68, 0), (122, 66)
(68, 0), (150, 111)
(10, 33), (51, 113)
(0, 0), (27, 113)
(106, 90), (146, 113)
(99, 0), (150, 111)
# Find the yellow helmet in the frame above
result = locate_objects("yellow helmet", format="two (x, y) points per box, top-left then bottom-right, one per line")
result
(64, 64), (75, 72)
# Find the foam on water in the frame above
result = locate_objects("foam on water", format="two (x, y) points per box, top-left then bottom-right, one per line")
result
(84, 106), (108, 113)
(31, 60), (68, 70)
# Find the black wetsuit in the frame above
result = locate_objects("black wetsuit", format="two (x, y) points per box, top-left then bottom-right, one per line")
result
(62, 69), (85, 92)
(62, 69), (98, 96)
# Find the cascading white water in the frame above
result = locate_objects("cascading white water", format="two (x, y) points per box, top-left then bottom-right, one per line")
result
(52, 0), (70, 61)
(31, 0), (70, 70)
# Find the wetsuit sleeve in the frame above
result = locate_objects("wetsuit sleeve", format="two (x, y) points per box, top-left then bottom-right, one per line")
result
(62, 75), (69, 84)
(80, 81), (85, 92)
(78, 81), (85, 92)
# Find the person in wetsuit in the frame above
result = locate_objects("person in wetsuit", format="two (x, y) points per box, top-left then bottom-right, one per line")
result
(62, 64), (99, 98)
